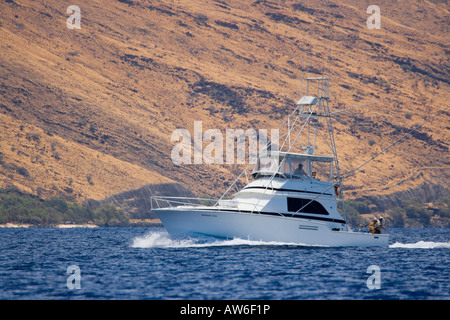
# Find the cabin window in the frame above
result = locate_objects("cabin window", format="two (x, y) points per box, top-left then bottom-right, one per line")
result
(256, 157), (278, 173)
(287, 197), (329, 215)
(310, 161), (332, 182)
(291, 159), (309, 178)
(252, 156), (288, 179)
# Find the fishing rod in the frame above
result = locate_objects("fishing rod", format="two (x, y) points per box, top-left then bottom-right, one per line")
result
(294, 104), (450, 217)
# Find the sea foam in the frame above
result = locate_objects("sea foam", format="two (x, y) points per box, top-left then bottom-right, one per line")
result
(131, 230), (316, 248)
(389, 241), (450, 249)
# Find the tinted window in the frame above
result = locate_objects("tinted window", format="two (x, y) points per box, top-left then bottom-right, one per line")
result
(287, 197), (329, 215)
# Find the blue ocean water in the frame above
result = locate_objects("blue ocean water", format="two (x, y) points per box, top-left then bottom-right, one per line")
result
(0, 227), (448, 300)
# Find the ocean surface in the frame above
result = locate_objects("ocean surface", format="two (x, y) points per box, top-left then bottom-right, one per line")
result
(0, 227), (448, 300)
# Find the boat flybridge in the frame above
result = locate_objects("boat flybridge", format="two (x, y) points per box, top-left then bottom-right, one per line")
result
(152, 75), (389, 247)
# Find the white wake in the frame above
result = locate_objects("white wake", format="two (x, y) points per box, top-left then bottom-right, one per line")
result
(131, 230), (313, 248)
(389, 241), (450, 249)
(132, 231), (450, 249)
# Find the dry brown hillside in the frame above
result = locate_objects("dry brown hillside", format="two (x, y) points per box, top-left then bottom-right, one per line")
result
(0, 0), (449, 205)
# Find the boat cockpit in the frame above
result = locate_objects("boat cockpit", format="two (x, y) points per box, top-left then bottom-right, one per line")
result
(251, 151), (335, 182)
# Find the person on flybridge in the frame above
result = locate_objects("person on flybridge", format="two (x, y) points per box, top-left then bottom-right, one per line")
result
(293, 163), (307, 177)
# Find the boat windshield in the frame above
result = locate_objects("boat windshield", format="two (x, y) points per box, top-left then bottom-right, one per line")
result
(252, 153), (334, 181)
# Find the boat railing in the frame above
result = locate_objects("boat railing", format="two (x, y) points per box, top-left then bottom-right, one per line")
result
(150, 196), (217, 210)
(150, 196), (286, 217)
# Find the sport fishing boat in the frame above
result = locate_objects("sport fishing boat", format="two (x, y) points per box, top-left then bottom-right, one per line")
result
(152, 75), (389, 247)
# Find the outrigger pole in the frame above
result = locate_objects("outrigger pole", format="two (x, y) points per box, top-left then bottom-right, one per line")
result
(340, 104), (449, 183)
(294, 104), (449, 220)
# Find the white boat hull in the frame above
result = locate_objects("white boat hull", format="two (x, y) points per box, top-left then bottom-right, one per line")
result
(154, 208), (389, 247)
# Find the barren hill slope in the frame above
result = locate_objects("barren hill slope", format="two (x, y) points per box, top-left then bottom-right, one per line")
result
(0, 0), (449, 204)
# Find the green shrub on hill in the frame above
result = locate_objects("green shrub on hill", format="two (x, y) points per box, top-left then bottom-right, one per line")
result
(343, 196), (449, 228)
(0, 187), (129, 227)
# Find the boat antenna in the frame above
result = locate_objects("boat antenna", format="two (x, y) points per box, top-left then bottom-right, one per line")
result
(299, 44), (307, 96)
(327, 49), (331, 76)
